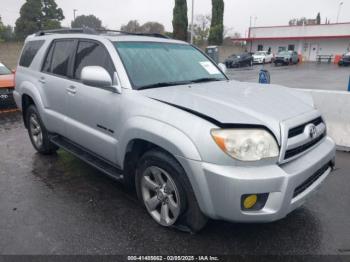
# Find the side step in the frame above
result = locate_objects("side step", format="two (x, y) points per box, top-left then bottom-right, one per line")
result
(51, 136), (124, 181)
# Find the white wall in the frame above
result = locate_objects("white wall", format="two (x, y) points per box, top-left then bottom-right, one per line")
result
(251, 39), (350, 61)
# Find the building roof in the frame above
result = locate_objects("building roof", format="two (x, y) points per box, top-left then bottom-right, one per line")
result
(233, 22), (350, 41)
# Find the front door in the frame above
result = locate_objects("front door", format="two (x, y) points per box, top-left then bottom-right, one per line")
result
(309, 44), (319, 61)
(65, 40), (121, 163)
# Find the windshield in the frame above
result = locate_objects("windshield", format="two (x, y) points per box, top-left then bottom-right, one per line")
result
(0, 63), (12, 75)
(114, 42), (226, 90)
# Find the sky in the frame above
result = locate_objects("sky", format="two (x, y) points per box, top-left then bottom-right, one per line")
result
(1, 0), (350, 36)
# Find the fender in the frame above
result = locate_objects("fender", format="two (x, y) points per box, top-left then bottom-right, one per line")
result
(118, 116), (202, 167)
(18, 80), (47, 121)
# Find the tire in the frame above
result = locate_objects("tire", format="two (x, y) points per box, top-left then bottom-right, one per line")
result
(262, 59), (265, 64)
(135, 149), (208, 233)
(25, 105), (58, 155)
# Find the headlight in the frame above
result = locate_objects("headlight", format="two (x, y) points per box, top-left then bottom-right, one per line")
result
(211, 129), (279, 161)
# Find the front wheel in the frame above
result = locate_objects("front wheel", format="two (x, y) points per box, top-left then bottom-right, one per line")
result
(136, 150), (208, 232)
(26, 105), (58, 154)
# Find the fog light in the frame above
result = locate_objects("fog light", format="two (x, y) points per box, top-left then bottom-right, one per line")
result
(241, 193), (269, 211)
(243, 195), (257, 209)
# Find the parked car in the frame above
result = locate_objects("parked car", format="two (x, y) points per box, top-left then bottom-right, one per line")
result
(0, 62), (16, 110)
(338, 52), (350, 66)
(274, 51), (299, 65)
(14, 29), (336, 232)
(253, 51), (274, 64)
(224, 53), (253, 68)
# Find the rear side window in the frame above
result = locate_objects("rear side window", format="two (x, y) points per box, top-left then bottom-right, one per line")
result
(74, 41), (115, 80)
(19, 40), (45, 67)
(42, 40), (75, 77)
(42, 43), (54, 73)
(51, 40), (75, 77)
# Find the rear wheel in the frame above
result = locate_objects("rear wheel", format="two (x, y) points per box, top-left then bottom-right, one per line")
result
(136, 150), (208, 232)
(26, 105), (58, 154)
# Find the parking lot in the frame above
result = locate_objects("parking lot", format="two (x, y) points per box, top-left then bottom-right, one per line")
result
(226, 62), (350, 91)
(0, 111), (350, 255)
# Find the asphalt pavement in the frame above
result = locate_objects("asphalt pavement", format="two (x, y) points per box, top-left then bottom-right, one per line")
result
(226, 62), (350, 91)
(0, 111), (350, 255)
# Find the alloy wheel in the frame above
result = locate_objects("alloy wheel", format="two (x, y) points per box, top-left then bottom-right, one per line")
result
(29, 113), (43, 148)
(141, 166), (181, 226)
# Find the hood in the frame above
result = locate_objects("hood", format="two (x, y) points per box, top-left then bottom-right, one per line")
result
(0, 74), (14, 88)
(253, 54), (265, 59)
(141, 80), (315, 141)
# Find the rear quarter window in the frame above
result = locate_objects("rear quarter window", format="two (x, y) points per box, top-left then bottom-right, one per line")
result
(19, 40), (45, 67)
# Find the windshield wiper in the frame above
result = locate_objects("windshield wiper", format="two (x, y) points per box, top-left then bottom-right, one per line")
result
(138, 80), (192, 90)
(190, 77), (223, 83)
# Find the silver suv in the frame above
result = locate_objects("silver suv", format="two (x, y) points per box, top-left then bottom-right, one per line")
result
(14, 29), (336, 232)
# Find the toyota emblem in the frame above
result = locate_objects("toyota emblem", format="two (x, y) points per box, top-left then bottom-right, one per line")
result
(306, 124), (318, 139)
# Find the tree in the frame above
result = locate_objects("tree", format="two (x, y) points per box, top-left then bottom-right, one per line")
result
(120, 20), (142, 33)
(141, 22), (165, 34)
(15, 0), (64, 39)
(72, 15), (103, 29)
(208, 0), (224, 45)
(172, 0), (188, 41)
(193, 14), (211, 45)
(316, 12), (321, 25)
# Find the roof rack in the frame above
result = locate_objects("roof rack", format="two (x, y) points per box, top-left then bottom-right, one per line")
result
(35, 27), (170, 39)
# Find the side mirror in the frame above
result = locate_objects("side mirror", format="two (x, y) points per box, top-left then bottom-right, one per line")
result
(81, 66), (120, 93)
(218, 63), (227, 74)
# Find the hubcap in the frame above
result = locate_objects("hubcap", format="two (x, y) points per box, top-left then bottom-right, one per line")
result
(141, 166), (181, 227)
(29, 113), (43, 148)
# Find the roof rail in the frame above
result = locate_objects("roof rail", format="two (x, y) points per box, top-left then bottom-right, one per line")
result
(35, 27), (170, 39)
(35, 27), (97, 36)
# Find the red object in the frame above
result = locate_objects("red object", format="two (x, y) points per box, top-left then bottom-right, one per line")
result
(298, 55), (303, 63)
(334, 55), (342, 64)
(233, 35), (350, 41)
(0, 73), (15, 88)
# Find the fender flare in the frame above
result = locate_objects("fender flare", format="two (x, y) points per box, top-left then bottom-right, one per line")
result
(118, 116), (202, 166)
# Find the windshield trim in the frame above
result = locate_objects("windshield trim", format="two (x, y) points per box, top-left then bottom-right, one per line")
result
(113, 41), (228, 90)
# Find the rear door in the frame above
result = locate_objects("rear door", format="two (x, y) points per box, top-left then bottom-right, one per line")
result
(40, 39), (76, 136)
(65, 39), (121, 163)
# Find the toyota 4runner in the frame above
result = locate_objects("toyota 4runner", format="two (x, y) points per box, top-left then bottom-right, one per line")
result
(14, 28), (336, 232)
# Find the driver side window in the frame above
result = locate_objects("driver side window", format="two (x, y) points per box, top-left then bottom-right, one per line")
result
(74, 40), (115, 81)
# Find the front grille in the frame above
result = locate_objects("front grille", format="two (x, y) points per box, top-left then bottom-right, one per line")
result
(293, 162), (331, 198)
(0, 90), (17, 110)
(288, 117), (323, 138)
(285, 133), (325, 159)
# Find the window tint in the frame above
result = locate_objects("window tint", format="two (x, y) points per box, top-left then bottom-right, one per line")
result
(42, 43), (54, 73)
(74, 41), (114, 80)
(19, 40), (45, 67)
(51, 40), (75, 77)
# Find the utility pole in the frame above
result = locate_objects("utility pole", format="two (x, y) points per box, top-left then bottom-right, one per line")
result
(190, 0), (194, 44)
(73, 9), (78, 21)
(337, 2), (343, 23)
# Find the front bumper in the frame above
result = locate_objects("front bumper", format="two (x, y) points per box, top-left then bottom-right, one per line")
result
(0, 88), (17, 110)
(178, 137), (336, 222)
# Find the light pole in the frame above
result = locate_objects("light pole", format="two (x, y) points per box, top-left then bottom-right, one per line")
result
(73, 9), (78, 21)
(190, 0), (194, 44)
(337, 2), (343, 23)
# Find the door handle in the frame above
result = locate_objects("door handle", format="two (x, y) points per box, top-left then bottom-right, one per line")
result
(38, 77), (46, 84)
(66, 85), (77, 95)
